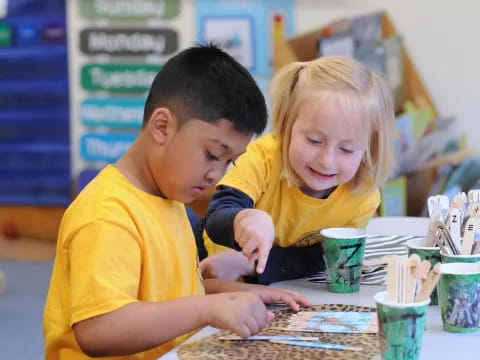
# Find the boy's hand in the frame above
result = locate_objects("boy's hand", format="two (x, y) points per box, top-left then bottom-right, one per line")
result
(206, 291), (274, 338)
(246, 284), (312, 312)
(200, 249), (255, 281)
(234, 209), (274, 274)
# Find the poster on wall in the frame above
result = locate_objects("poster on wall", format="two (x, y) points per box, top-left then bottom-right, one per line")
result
(67, 0), (192, 193)
(196, 0), (294, 77)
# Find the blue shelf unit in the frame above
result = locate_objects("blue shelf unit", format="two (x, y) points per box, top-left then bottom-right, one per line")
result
(0, 0), (70, 205)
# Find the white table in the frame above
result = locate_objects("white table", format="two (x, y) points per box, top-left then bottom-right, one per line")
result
(160, 279), (478, 360)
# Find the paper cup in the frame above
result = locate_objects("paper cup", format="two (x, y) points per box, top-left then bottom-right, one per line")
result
(437, 262), (480, 333)
(406, 238), (441, 305)
(321, 227), (366, 293)
(375, 291), (430, 360)
(441, 251), (480, 264)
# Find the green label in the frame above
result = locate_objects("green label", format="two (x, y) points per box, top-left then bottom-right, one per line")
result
(80, 0), (179, 20)
(323, 237), (365, 293)
(438, 273), (480, 333)
(0, 24), (11, 46)
(81, 64), (161, 92)
(377, 303), (428, 360)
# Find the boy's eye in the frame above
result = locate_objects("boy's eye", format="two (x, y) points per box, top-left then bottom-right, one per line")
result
(206, 151), (219, 161)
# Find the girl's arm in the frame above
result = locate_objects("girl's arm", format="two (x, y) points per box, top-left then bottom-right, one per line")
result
(256, 245), (326, 285)
(202, 185), (254, 250)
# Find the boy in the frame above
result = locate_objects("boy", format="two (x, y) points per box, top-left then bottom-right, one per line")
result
(43, 45), (310, 359)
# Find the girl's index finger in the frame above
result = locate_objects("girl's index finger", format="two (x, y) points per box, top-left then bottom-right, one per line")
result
(255, 249), (268, 274)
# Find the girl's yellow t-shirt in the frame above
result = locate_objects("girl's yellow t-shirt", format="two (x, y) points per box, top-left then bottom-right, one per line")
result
(205, 133), (380, 255)
(43, 165), (204, 360)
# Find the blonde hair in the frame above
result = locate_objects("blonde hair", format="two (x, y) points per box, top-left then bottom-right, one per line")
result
(270, 56), (396, 194)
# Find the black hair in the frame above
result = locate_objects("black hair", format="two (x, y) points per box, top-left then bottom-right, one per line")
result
(143, 44), (267, 135)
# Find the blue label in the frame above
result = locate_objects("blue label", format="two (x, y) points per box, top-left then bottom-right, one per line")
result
(16, 23), (40, 45)
(81, 98), (145, 128)
(80, 133), (136, 162)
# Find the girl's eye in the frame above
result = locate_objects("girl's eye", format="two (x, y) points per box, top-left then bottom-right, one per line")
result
(206, 151), (219, 161)
(340, 148), (354, 154)
(308, 138), (322, 144)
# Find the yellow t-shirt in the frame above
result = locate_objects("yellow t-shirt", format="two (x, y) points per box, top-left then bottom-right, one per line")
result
(43, 165), (204, 360)
(205, 133), (380, 254)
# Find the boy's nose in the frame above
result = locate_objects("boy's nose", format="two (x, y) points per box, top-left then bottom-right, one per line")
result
(205, 165), (224, 183)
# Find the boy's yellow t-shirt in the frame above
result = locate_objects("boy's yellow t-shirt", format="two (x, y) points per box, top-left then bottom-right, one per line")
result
(43, 165), (204, 360)
(205, 133), (380, 255)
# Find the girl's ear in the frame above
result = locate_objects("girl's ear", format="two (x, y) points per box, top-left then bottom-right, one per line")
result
(147, 108), (178, 144)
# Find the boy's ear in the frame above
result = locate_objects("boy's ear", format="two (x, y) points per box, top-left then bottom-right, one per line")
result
(147, 108), (178, 144)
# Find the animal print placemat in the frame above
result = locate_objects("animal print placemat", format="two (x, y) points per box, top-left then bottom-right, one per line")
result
(178, 304), (379, 360)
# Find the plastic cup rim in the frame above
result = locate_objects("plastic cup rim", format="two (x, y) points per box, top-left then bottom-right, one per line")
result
(374, 290), (430, 308)
(406, 237), (440, 251)
(320, 227), (366, 239)
(440, 262), (480, 275)
(440, 251), (480, 259)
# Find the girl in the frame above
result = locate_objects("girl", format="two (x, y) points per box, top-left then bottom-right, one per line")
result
(195, 55), (396, 284)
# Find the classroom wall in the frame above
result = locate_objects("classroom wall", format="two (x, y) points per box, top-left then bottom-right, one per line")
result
(295, 0), (480, 151)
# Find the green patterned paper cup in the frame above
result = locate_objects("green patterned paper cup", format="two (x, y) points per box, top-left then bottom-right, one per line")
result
(321, 227), (366, 293)
(406, 238), (441, 305)
(375, 291), (430, 360)
(441, 251), (480, 264)
(437, 262), (480, 333)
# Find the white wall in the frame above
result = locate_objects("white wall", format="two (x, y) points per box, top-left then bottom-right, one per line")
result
(296, 0), (480, 150)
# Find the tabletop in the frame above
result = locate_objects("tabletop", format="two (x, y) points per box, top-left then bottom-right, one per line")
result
(160, 278), (478, 360)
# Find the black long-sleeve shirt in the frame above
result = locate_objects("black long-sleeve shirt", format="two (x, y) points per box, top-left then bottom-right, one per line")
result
(194, 185), (325, 285)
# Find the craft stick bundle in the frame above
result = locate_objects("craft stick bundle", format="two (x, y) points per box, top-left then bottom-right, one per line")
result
(384, 254), (441, 303)
(427, 190), (480, 255)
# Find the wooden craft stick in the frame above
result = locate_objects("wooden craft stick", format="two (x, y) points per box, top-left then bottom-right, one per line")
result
(415, 263), (442, 302)
(452, 193), (464, 209)
(384, 256), (398, 302)
(435, 221), (460, 255)
(465, 202), (477, 217)
(269, 340), (364, 352)
(219, 335), (319, 341)
(473, 235), (480, 254)
(437, 195), (450, 222)
(406, 255), (421, 303)
(416, 260), (431, 293)
(461, 217), (477, 255)
(468, 189), (476, 203)
(448, 207), (462, 247)
(400, 258), (407, 303)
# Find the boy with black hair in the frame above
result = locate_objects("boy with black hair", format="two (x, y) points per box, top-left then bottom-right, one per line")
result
(43, 45), (310, 360)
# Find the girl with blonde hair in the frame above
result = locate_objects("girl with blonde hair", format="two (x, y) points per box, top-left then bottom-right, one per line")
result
(195, 56), (396, 284)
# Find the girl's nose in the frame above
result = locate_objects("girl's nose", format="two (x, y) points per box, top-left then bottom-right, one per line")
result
(318, 147), (335, 169)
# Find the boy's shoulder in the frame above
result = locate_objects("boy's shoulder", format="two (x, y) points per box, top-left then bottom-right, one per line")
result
(63, 165), (144, 226)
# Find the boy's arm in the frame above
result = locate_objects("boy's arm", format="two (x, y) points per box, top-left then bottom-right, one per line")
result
(73, 291), (273, 357)
(203, 278), (311, 311)
(203, 185), (254, 250)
